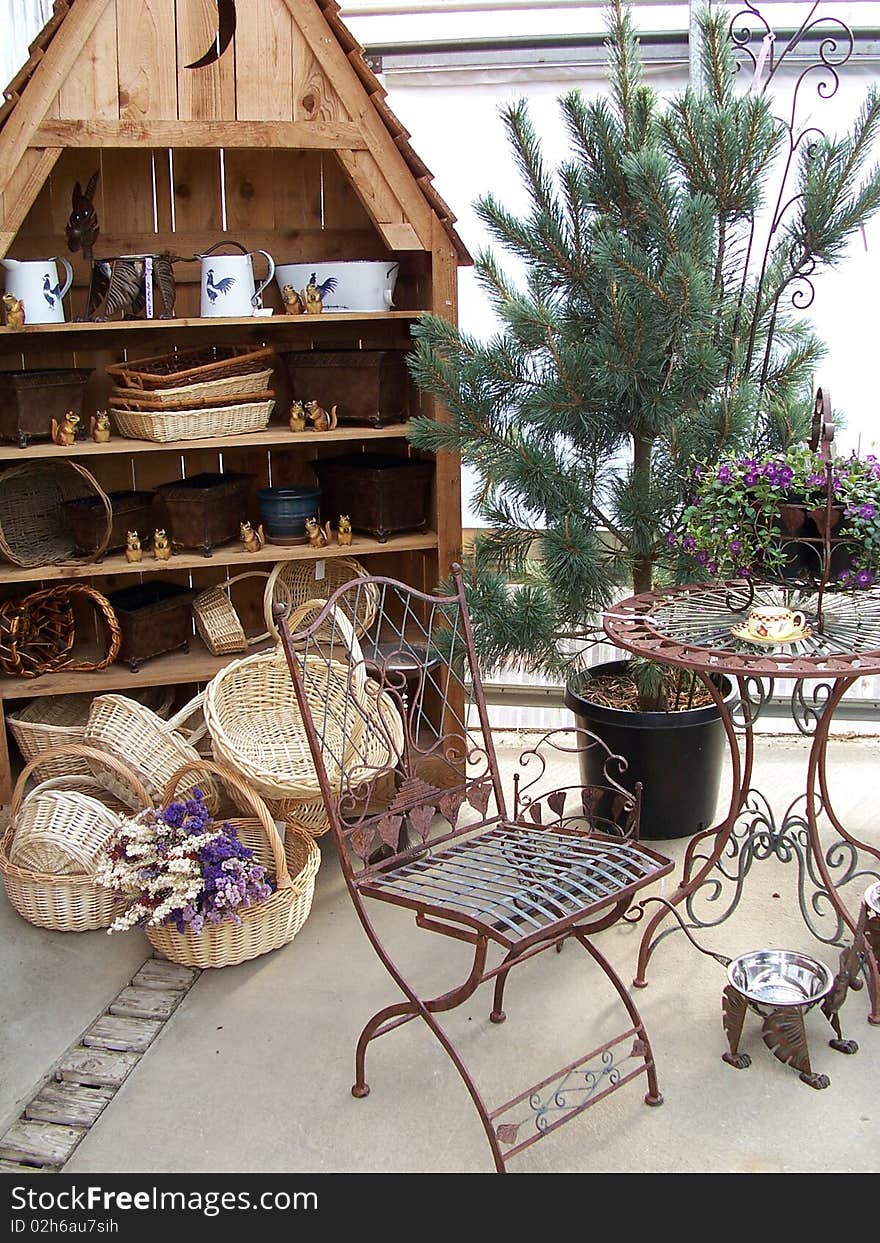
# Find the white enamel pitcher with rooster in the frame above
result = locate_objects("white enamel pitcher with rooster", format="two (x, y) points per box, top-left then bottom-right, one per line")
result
(197, 241), (275, 318)
(1, 256), (74, 323)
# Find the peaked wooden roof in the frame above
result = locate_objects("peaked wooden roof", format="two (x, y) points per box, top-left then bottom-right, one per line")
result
(0, 0), (470, 263)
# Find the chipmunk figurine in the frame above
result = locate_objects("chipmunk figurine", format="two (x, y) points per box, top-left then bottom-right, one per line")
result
(288, 400), (307, 433)
(90, 411), (112, 443)
(281, 284), (304, 315)
(1, 292), (25, 328)
(124, 530), (143, 563)
(337, 514), (353, 546)
(305, 516), (332, 549)
(240, 520), (265, 553)
(51, 411), (80, 447)
(152, 528), (172, 560)
(305, 400), (338, 433)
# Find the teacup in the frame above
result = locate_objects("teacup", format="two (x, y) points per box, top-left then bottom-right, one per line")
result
(744, 606), (806, 641)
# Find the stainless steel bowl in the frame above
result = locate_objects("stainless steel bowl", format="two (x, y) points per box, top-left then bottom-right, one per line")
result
(728, 949), (833, 1010)
(865, 881), (880, 918)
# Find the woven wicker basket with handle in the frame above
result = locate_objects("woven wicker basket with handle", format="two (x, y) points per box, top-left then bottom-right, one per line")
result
(263, 556), (378, 641)
(143, 761), (320, 968)
(84, 691), (219, 813)
(192, 572), (272, 656)
(0, 745), (151, 932)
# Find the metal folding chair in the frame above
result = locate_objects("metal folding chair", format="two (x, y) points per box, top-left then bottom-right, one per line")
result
(277, 565), (673, 1172)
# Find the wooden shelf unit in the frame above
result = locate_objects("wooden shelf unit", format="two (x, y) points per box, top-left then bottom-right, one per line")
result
(0, 0), (467, 802)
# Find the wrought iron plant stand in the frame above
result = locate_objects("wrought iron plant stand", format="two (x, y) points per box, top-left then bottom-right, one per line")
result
(603, 408), (880, 1036)
(277, 568), (673, 1172)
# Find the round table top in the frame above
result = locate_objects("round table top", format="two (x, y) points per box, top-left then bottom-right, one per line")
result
(602, 580), (880, 680)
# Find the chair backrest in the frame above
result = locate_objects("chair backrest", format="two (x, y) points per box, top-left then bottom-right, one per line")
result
(277, 565), (507, 882)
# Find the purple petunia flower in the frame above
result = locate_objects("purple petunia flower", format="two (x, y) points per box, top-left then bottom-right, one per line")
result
(856, 569), (874, 588)
(695, 550), (709, 565)
(729, 540), (742, 555)
(683, 535), (696, 551)
(666, 531), (676, 548)
(716, 465), (732, 483)
(859, 504), (876, 520)
(744, 472), (759, 487)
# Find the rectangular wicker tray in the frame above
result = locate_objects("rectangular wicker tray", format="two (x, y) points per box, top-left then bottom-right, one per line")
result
(110, 398), (274, 444)
(107, 347), (276, 390)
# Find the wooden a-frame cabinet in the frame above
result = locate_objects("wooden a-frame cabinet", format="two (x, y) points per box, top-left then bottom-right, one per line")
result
(0, 0), (469, 801)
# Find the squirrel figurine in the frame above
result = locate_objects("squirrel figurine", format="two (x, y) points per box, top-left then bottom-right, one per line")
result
(90, 411), (112, 443)
(305, 400), (338, 433)
(124, 530), (143, 563)
(240, 520), (265, 553)
(305, 516), (332, 550)
(152, 529), (172, 560)
(1, 292), (25, 328)
(289, 400), (307, 433)
(282, 284), (304, 315)
(337, 515), (353, 546)
(51, 411), (80, 446)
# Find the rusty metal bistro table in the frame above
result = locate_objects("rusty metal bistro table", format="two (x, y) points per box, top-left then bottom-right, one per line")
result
(603, 580), (880, 1022)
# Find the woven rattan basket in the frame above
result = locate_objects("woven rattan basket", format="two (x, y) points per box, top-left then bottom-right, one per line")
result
(0, 460), (111, 568)
(143, 761), (320, 968)
(192, 572), (272, 656)
(84, 692), (219, 813)
(0, 746), (151, 932)
(109, 368), (273, 408)
(110, 397), (274, 444)
(0, 584), (122, 680)
(7, 686), (174, 781)
(106, 346), (276, 390)
(263, 556), (378, 641)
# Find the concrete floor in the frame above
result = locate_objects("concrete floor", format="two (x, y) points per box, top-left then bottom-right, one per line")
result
(2, 734), (879, 1174)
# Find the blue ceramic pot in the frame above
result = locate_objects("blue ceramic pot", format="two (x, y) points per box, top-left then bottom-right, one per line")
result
(257, 486), (321, 544)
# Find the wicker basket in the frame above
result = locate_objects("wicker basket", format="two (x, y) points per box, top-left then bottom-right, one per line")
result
(110, 397), (274, 444)
(84, 692), (219, 813)
(263, 556), (378, 641)
(0, 460), (111, 567)
(0, 584), (122, 680)
(109, 368), (273, 407)
(144, 761), (320, 968)
(6, 686), (173, 781)
(107, 346), (276, 390)
(192, 572), (272, 656)
(0, 745), (151, 932)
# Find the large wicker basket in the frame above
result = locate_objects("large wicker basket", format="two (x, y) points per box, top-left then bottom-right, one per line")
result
(110, 397), (274, 444)
(107, 346), (276, 390)
(0, 745), (151, 932)
(84, 692), (219, 813)
(144, 761), (320, 968)
(0, 460), (112, 568)
(264, 556), (378, 641)
(192, 572), (272, 656)
(6, 686), (174, 781)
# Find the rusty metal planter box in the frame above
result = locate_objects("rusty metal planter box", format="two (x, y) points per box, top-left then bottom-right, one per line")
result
(0, 368), (92, 447)
(155, 472), (254, 556)
(65, 490), (156, 557)
(285, 350), (408, 428)
(107, 580), (194, 672)
(313, 454), (433, 543)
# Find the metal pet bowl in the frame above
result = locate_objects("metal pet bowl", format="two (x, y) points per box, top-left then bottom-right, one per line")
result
(728, 949), (833, 1012)
(864, 881), (880, 917)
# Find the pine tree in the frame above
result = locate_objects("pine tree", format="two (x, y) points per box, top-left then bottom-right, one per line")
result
(407, 2), (880, 705)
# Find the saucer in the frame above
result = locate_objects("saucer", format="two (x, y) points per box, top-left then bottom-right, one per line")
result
(730, 622), (812, 646)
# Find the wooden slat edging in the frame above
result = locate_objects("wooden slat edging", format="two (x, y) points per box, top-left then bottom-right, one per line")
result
(25, 1083), (115, 1129)
(132, 960), (199, 991)
(84, 1015), (163, 1053)
(31, 119), (367, 149)
(110, 986), (182, 1020)
(0, 1122), (83, 1169)
(57, 1048), (140, 1089)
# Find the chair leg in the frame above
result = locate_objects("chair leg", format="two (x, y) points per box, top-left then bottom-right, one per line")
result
(573, 930), (663, 1105)
(353, 999), (419, 1098)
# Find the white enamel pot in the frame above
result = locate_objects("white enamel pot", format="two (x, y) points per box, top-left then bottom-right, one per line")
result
(197, 241), (275, 318)
(274, 261), (400, 312)
(1, 256), (74, 324)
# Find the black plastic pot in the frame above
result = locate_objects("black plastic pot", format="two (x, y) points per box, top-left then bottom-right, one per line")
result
(563, 660), (737, 841)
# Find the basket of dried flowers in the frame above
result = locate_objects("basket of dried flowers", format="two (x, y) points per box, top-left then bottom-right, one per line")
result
(97, 762), (320, 968)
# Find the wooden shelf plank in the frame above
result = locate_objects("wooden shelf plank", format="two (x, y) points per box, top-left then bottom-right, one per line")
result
(0, 530), (438, 585)
(0, 310), (419, 339)
(0, 422), (412, 461)
(0, 640), (267, 700)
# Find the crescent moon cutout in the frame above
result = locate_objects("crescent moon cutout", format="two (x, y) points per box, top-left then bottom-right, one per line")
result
(185, 0), (237, 70)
